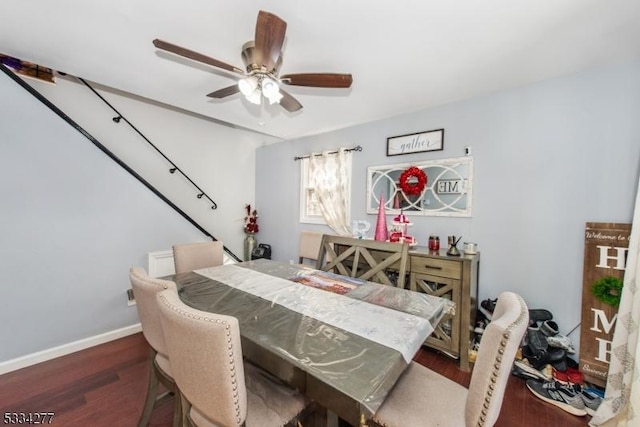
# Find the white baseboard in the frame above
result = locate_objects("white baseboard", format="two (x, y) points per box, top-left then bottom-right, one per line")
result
(0, 323), (142, 375)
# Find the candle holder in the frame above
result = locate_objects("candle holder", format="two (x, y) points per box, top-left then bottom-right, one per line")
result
(447, 235), (462, 256)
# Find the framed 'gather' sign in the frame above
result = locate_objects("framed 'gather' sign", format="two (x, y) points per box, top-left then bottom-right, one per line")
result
(386, 128), (444, 156)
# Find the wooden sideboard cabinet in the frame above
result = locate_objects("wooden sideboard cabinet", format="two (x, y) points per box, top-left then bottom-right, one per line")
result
(327, 241), (480, 371)
(408, 248), (480, 371)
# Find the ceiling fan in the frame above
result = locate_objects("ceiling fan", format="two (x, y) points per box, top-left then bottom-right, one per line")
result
(153, 10), (353, 112)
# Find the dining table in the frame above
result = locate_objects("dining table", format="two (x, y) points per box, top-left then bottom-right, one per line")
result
(169, 259), (454, 426)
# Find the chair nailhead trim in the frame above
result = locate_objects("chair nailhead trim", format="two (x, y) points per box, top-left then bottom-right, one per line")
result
(474, 295), (528, 427)
(159, 294), (244, 424)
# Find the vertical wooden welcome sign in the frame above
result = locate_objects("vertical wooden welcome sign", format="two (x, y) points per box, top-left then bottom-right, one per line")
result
(579, 222), (631, 387)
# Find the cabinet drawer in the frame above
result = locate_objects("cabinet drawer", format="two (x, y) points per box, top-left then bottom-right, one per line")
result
(410, 257), (461, 279)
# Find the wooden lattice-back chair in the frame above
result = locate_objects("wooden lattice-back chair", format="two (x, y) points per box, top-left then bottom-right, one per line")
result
(316, 234), (410, 288)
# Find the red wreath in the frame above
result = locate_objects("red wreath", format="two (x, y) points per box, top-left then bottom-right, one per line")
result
(399, 167), (427, 196)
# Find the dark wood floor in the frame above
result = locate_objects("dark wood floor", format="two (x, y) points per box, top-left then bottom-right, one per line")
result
(0, 333), (590, 426)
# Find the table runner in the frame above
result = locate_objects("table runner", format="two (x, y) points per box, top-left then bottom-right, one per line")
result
(195, 264), (433, 362)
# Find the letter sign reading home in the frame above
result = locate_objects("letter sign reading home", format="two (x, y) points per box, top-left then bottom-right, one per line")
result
(579, 222), (631, 387)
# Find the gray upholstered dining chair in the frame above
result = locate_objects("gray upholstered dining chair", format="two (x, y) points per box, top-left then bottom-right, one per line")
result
(316, 234), (410, 288)
(172, 241), (224, 274)
(371, 291), (529, 427)
(156, 288), (310, 427)
(129, 267), (182, 427)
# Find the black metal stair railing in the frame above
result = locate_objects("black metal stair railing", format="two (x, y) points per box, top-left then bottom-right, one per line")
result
(0, 63), (241, 262)
(76, 77), (218, 211)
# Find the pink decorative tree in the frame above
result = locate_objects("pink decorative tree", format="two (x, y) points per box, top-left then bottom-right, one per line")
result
(374, 193), (389, 241)
(393, 192), (401, 209)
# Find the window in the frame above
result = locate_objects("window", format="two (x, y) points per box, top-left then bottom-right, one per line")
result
(299, 150), (353, 232)
(300, 158), (326, 224)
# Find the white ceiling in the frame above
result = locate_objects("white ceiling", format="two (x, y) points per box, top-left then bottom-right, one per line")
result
(1, 0), (639, 141)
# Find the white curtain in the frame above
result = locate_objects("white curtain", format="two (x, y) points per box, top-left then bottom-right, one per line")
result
(590, 176), (640, 426)
(308, 148), (353, 236)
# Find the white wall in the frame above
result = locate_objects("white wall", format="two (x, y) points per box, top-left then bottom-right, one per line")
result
(26, 75), (280, 257)
(0, 68), (269, 365)
(256, 60), (640, 353)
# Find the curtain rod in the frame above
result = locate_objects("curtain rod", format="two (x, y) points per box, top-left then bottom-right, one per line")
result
(293, 145), (363, 161)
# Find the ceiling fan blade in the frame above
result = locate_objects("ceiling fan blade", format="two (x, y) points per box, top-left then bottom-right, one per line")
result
(254, 11), (287, 71)
(153, 39), (245, 75)
(281, 73), (353, 88)
(207, 85), (240, 98)
(279, 89), (303, 112)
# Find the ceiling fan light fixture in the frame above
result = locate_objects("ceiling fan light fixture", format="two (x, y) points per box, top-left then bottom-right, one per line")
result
(246, 89), (262, 105)
(238, 76), (258, 96)
(261, 76), (282, 105)
(266, 90), (283, 105)
(154, 10), (353, 113)
(261, 77), (279, 97)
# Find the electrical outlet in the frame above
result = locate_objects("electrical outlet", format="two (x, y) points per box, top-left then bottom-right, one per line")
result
(127, 288), (136, 306)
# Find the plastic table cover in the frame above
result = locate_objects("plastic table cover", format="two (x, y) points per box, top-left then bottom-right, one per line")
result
(171, 259), (454, 424)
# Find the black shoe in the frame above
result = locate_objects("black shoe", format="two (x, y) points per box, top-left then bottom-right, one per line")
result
(527, 327), (549, 355)
(540, 320), (559, 337)
(479, 298), (497, 320)
(529, 309), (553, 322)
(523, 346), (566, 370)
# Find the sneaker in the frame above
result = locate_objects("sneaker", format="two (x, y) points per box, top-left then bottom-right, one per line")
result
(526, 380), (587, 416)
(580, 388), (603, 416)
(513, 360), (550, 381)
(473, 319), (487, 335)
(512, 364), (540, 381)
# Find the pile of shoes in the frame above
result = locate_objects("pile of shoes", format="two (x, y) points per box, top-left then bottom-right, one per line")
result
(523, 309), (575, 371)
(476, 297), (605, 417)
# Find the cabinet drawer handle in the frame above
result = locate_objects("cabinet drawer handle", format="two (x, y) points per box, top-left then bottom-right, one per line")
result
(424, 265), (443, 270)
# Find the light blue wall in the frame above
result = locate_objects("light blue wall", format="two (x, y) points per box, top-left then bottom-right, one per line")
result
(256, 60), (640, 347)
(0, 70), (207, 361)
